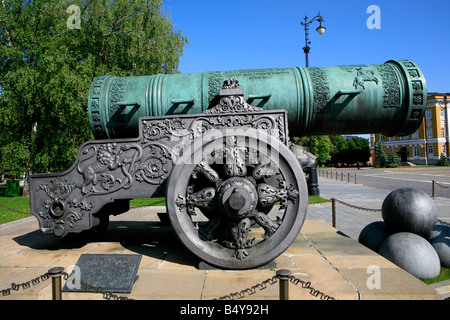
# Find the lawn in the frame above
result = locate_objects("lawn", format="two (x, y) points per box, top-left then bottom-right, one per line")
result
(0, 196), (31, 224)
(0, 195), (328, 224)
(423, 267), (450, 285)
(129, 197), (166, 207)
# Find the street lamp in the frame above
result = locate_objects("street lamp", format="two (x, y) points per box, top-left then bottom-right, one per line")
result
(301, 12), (326, 197)
(301, 12), (326, 68)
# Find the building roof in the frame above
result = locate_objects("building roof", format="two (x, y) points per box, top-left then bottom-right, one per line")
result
(428, 92), (450, 97)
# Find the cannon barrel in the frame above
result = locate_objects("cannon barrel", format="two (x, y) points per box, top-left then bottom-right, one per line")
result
(89, 59), (426, 140)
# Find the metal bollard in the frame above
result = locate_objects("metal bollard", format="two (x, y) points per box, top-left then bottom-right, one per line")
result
(432, 180), (435, 197)
(47, 267), (65, 300)
(331, 198), (336, 228)
(276, 269), (291, 300)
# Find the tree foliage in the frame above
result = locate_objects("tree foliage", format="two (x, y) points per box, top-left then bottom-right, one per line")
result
(0, 0), (188, 194)
(375, 142), (388, 167)
(438, 152), (450, 166)
(385, 147), (400, 168)
(293, 135), (371, 166)
(329, 136), (370, 166)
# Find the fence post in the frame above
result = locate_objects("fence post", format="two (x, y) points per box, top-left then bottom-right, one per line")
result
(276, 269), (291, 300)
(355, 174), (357, 184)
(47, 267), (65, 300)
(331, 198), (336, 228)
(432, 180), (435, 197)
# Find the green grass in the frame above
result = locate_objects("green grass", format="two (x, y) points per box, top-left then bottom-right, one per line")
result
(129, 197), (166, 207)
(0, 196), (31, 224)
(129, 196), (330, 207)
(308, 195), (330, 204)
(423, 267), (450, 284)
(0, 195), (329, 224)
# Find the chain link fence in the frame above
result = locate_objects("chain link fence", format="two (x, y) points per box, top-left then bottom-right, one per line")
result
(330, 197), (450, 227)
(1, 272), (49, 297)
(432, 180), (450, 199)
(0, 267), (336, 301)
(319, 170), (357, 184)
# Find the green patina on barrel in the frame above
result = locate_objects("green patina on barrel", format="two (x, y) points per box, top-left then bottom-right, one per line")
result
(88, 60), (426, 139)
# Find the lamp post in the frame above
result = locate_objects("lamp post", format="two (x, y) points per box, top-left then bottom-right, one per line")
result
(301, 12), (326, 68)
(301, 13), (326, 196)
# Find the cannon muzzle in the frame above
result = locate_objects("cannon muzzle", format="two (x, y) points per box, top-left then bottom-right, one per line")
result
(89, 59), (426, 139)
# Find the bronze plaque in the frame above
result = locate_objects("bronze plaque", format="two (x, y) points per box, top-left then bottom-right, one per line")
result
(63, 254), (141, 293)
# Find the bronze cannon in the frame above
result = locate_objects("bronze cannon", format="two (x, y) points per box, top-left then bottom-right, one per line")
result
(30, 60), (426, 269)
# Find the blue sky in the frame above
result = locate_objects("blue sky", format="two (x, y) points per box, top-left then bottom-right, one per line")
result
(164, 0), (450, 93)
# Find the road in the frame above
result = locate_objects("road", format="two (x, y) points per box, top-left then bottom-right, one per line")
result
(319, 167), (450, 198)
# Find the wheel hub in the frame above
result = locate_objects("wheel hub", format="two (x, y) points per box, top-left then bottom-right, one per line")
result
(217, 177), (257, 219)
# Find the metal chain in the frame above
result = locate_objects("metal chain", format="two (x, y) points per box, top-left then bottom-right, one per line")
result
(61, 271), (133, 300)
(0, 203), (30, 215)
(1, 269), (132, 300)
(0, 268), (338, 300)
(333, 198), (382, 213)
(213, 273), (337, 300)
(1, 273), (50, 297)
(333, 198), (450, 226)
(434, 181), (450, 189)
(320, 171), (356, 180)
(288, 274), (336, 300)
(80, 280), (133, 300)
(213, 275), (278, 300)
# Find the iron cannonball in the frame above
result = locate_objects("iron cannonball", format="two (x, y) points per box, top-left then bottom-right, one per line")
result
(428, 225), (450, 268)
(358, 221), (391, 252)
(378, 232), (440, 279)
(381, 188), (437, 236)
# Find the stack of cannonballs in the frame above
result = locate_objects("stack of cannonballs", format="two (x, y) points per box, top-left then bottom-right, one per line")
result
(358, 188), (449, 280)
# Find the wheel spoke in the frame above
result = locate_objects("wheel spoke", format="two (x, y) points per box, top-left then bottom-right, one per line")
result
(223, 136), (247, 177)
(192, 158), (219, 182)
(254, 212), (280, 239)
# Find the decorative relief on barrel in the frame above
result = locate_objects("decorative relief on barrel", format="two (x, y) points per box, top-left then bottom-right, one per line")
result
(352, 68), (379, 89)
(89, 77), (105, 138)
(207, 69), (290, 104)
(376, 64), (401, 109)
(398, 60), (426, 119)
(208, 71), (226, 103)
(109, 78), (128, 123)
(308, 67), (331, 113)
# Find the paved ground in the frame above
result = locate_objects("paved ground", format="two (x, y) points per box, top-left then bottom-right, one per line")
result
(320, 167), (450, 198)
(0, 177), (446, 301)
(310, 177), (450, 240)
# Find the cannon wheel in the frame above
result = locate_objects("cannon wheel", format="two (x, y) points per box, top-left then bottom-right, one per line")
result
(166, 128), (308, 269)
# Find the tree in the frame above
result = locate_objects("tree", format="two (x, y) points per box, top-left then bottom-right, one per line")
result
(375, 142), (388, 168)
(314, 136), (335, 165)
(330, 136), (370, 166)
(438, 152), (450, 166)
(0, 0), (188, 196)
(386, 148), (400, 168)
